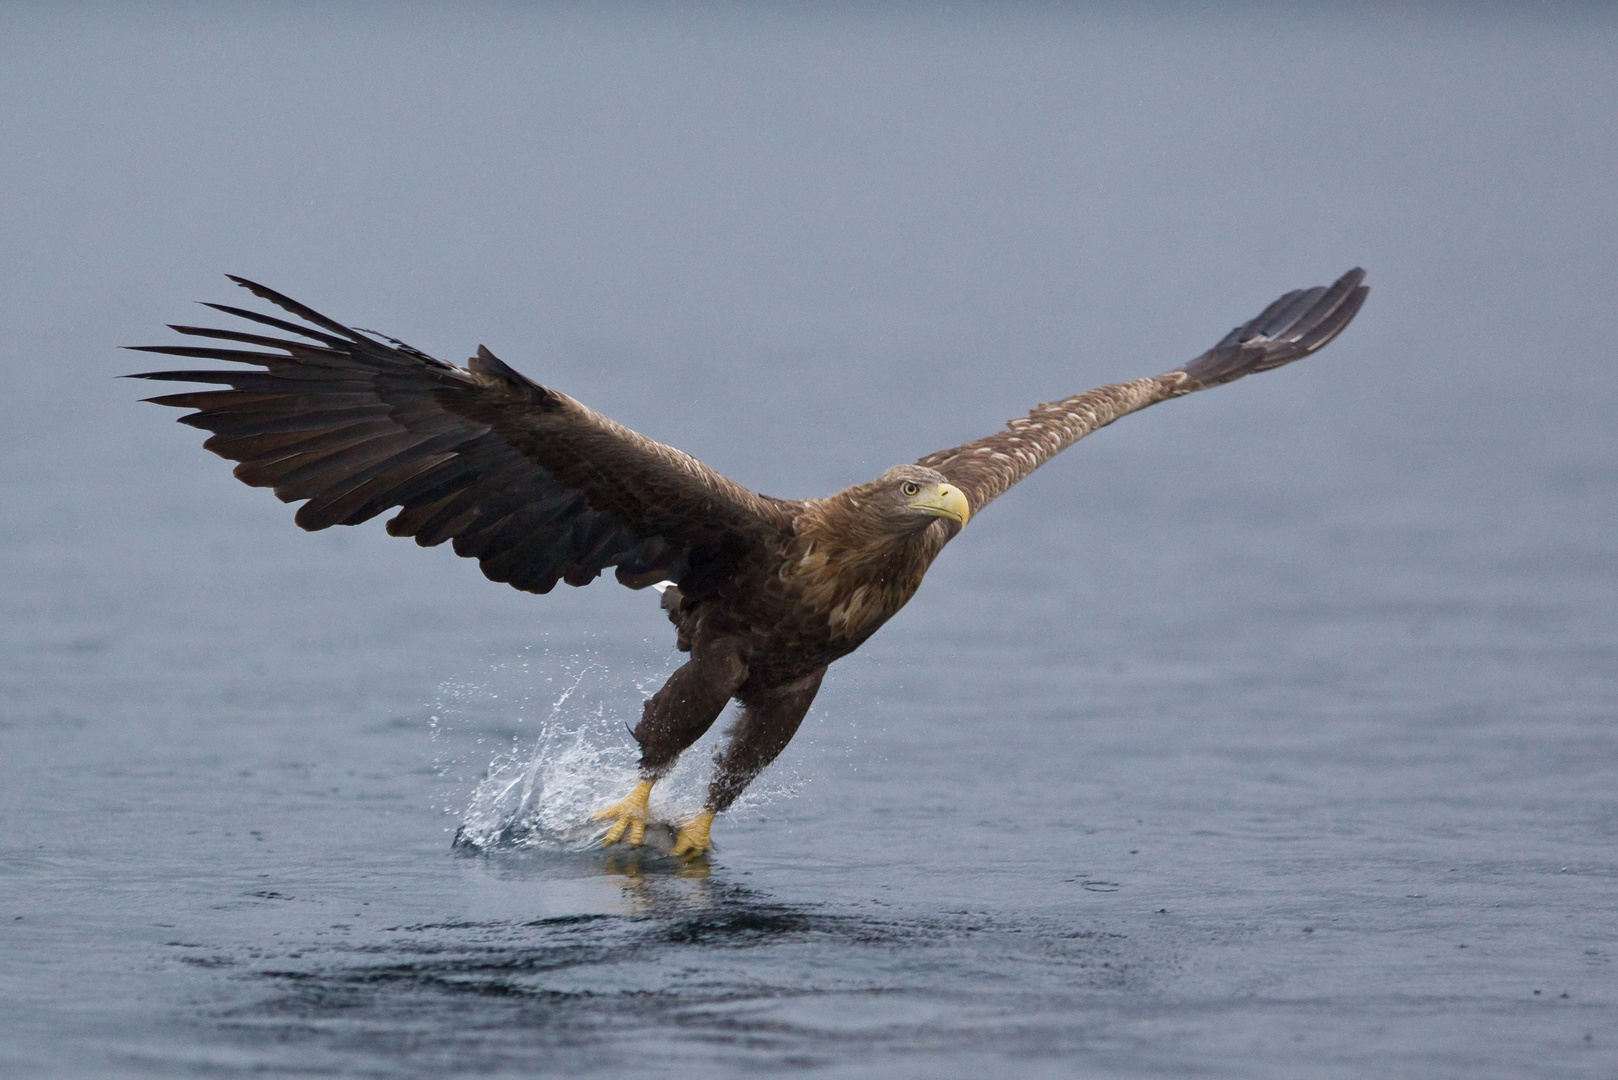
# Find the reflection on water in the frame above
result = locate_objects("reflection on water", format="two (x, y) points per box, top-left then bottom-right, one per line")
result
(213, 855), (1136, 1073)
(599, 848), (713, 888)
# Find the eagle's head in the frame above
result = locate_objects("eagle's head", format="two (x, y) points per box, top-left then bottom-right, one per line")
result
(867, 465), (970, 531)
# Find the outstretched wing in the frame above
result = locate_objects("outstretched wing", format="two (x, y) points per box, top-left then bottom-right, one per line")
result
(917, 268), (1368, 514)
(130, 277), (796, 597)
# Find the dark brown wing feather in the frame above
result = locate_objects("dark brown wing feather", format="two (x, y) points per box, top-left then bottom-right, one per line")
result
(129, 277), (795, 597)
(1176, 266), (1368, 387)
(918, 268), (1367, 512)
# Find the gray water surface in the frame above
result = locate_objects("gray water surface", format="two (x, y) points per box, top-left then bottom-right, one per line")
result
(2, 7), (1616, 1078)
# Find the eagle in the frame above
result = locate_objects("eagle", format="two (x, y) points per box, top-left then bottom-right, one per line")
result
(132, 268), (1367, 857)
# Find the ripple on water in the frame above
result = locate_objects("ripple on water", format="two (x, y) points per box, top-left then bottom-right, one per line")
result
(211, 879), (1142, 1073)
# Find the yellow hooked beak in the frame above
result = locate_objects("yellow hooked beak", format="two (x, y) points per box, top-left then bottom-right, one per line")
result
(908, 482), (971, 526)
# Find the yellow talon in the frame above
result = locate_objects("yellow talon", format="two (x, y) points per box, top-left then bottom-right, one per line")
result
(593, 778), (654, 847)
(670, 809), (716, 858)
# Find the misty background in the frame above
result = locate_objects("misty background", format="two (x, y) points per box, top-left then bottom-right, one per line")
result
(2, 5), (1615, 1078)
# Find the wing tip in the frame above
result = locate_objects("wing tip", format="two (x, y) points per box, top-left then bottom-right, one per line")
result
(1179, 267), (1368, 387)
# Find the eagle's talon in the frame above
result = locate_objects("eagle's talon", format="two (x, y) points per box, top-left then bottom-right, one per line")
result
(593, 778), (654, 847)
(670, 809), (715, 858)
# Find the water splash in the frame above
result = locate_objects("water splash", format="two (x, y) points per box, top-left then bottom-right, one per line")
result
(439, 656), (698, 852)
(434, 645), (815, 853)
(449, 665), (627, 850)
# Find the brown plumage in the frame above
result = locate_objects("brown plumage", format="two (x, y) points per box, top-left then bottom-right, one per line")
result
(131, 268), (1368, 855)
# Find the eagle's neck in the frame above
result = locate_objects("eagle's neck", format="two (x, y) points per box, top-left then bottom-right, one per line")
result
(785, 494), (954, 641)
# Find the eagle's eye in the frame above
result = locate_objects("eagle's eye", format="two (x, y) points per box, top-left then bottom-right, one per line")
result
(901, 481), (920, 497)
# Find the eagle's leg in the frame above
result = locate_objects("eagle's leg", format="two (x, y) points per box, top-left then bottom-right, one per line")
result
(670, 667), (826, 857)
(594, 640), (747, 847)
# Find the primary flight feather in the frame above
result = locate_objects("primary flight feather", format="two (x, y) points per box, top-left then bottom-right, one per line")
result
(132, 268), (1367, 856)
